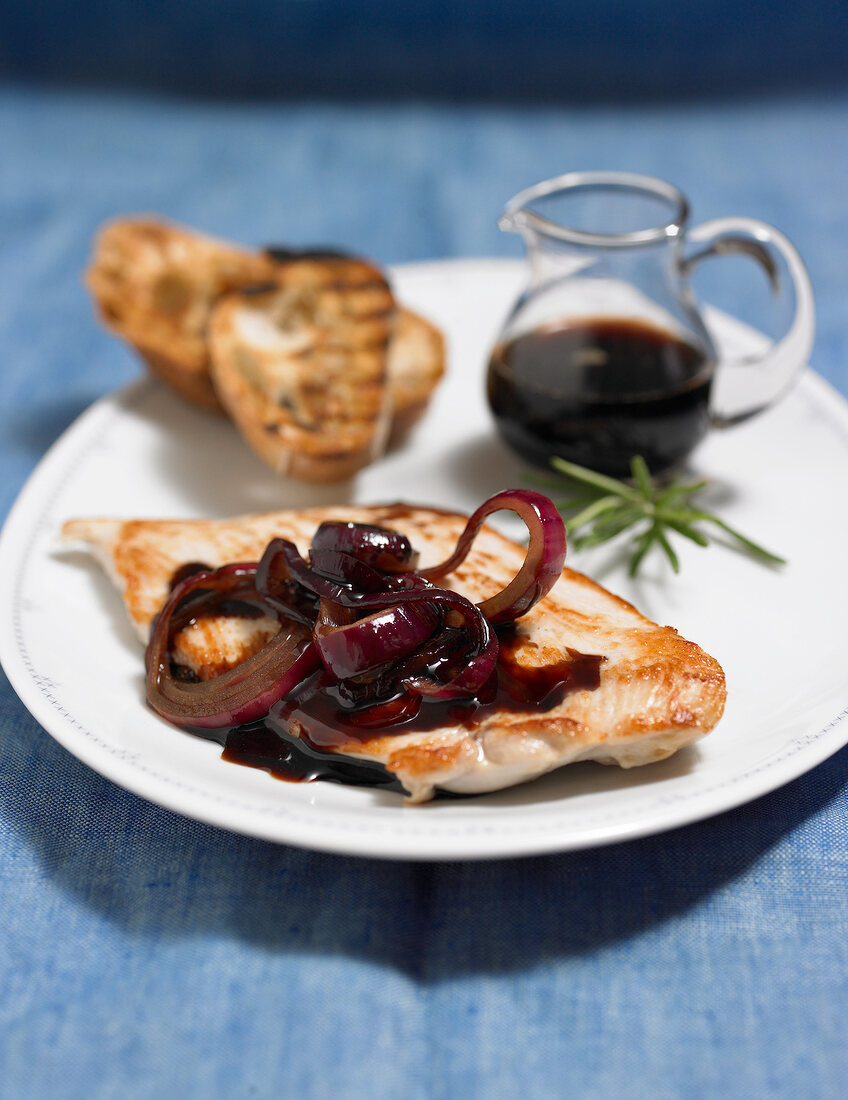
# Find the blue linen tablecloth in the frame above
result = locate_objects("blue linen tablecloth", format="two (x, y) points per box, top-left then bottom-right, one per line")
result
(2, 81), (848, 1098)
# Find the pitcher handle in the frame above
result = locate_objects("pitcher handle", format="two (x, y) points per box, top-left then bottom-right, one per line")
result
(682, 216), (815, 427)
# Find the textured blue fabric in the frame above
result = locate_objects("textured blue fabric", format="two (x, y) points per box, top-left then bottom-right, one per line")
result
(2, 1), (847, 99)
(2, 84), (848, 1098)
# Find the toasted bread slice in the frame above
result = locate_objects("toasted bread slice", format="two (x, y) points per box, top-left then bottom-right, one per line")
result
(208, 259), (395, 481)
(62, 505), (726, 802)
(86, 219), (447, 436)
(86, 217), (277, 411)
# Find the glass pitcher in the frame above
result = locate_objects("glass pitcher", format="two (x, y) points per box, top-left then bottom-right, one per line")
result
(486, 171), (815, 476)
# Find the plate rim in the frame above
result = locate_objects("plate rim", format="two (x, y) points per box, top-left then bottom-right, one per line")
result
(2, 257), (848, 860)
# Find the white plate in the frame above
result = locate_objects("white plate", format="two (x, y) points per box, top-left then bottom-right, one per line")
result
(2, 259), (847, 860)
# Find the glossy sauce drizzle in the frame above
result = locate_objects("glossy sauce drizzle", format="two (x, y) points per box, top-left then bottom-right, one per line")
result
(189, 631), (604, 793)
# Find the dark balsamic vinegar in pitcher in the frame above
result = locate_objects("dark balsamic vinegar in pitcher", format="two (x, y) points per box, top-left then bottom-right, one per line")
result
(486, 317), (715, 476)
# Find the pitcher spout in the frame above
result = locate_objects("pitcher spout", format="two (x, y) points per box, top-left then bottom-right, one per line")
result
(497, 210), (522, 235)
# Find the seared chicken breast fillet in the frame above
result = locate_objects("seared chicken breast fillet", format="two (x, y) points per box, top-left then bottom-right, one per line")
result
(62, 505), (726, 802)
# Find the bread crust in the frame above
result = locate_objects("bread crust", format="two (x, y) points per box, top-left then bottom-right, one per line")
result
(86, 217), (277, 412)
(387, 307), (446, 439)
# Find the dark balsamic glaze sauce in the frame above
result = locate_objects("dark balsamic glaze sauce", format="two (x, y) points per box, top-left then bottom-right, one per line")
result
(187, 630), (604, 794)
(164, 526), (605, 795)
(487, 317), (714, 477)
(219, 720), (406, 791)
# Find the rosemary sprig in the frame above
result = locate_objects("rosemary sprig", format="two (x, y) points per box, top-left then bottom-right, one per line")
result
(529, 455), (785, 576)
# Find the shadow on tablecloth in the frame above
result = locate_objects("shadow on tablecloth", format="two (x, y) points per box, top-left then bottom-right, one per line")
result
(3, 676), (846, 979)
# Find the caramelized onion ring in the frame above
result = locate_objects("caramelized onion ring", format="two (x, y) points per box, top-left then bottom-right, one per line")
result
(145, 490), (568, 731)
(146, 564), (319, 729)
(314, 601), (440, 680)
(419, 489), (567, 624)
(311, 521), (419, 572)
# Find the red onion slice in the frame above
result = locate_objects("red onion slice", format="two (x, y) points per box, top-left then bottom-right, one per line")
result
(419, 489), (567, 624)
(145, 489), (569, 733)
(258, 538), (384, 605)
(255, 537), (497, 703)
(403, 617), (499, 700)
(311, 521), (419, 572)
(314, 601), (441, 681)
(309, 548), (403, 593)
(146, 564), (319, 729)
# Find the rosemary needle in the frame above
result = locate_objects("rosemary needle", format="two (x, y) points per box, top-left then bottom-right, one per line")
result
(527, 455), (785, 576)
